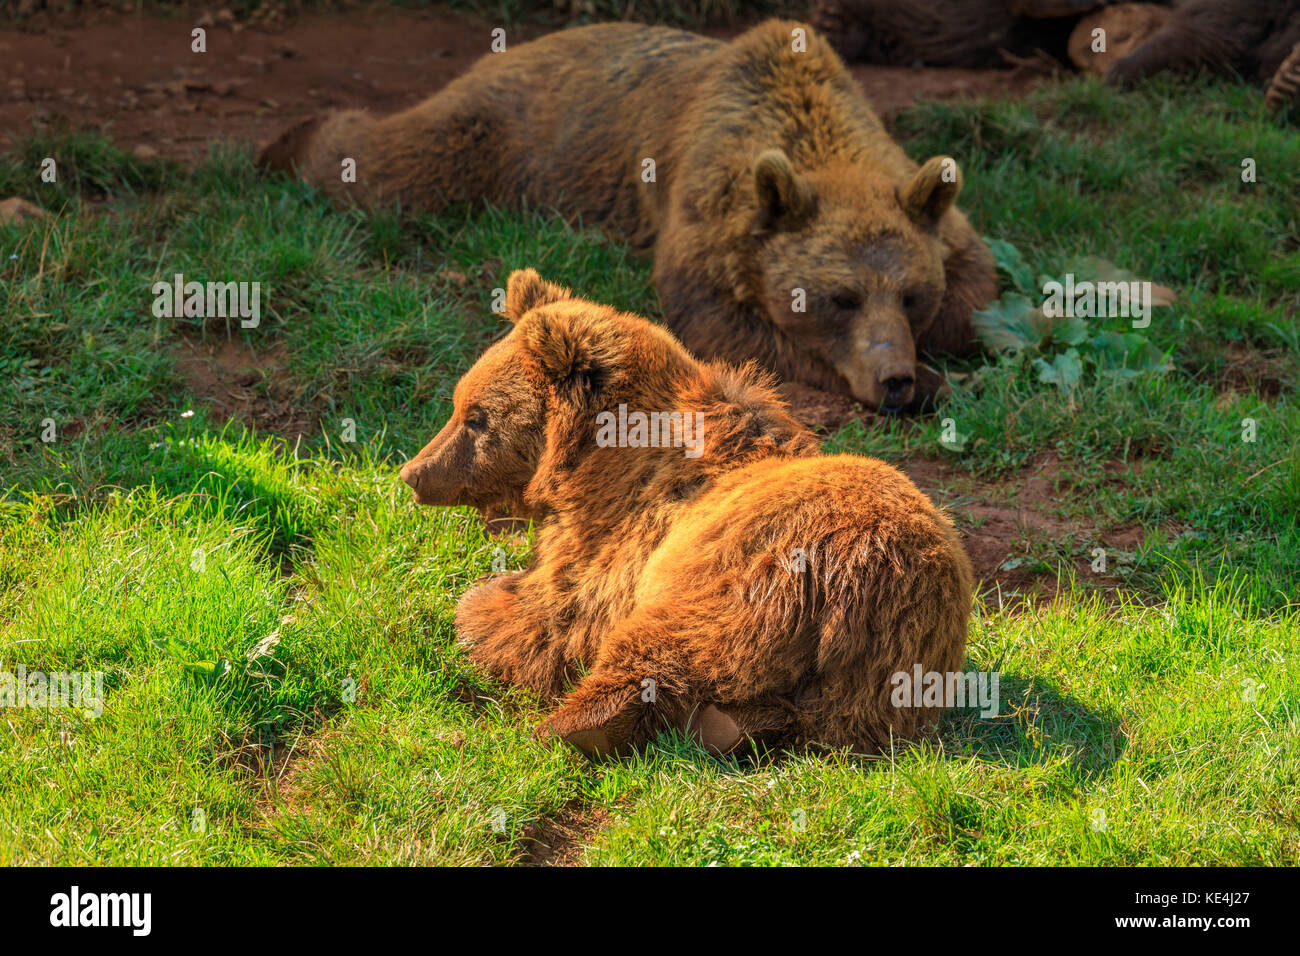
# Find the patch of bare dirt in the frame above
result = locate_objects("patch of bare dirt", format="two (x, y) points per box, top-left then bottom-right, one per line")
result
(1215, 342), (1294, 399)
(519, 799), (611, 867)
(851, 61), (1044, 120)
(901, 453), (1160, 602)
(777, 381), (864, 432)
(0, 195), (46, 223)
(251, 726), (333, 821)
(1, 6), (530, 161)
(172, 333), (318, 441)
(0, 7), (1037, 163)
(777, 360), (952, 431)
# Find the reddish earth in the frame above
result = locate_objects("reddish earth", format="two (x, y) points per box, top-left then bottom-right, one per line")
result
(519, 800), (612, 866)
(901, 454), (1153, 602)
(1, 6), (520, 160)
(173, 334), (318, 442)
(0, 6), (1035, 161)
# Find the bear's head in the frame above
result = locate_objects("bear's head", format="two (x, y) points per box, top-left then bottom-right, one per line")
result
(399, 269), (694, 509)
(748, 149), (962, 411)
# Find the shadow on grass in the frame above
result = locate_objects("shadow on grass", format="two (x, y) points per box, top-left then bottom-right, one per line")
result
(636, 673), (1125, 781)
(938, 673), (1125, 780)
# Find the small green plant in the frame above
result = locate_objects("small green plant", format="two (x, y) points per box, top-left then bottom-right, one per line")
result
(970, 238), (1172, 394)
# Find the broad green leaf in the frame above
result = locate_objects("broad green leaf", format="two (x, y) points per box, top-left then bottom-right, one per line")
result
(1034, 348), (1083, 392)
(984, 236), (1036, 293)
(972, 292), (1051, 352)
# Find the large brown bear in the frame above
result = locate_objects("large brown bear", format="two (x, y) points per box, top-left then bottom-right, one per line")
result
(398, 270), (974, 757)
(261, 20), (997, 413)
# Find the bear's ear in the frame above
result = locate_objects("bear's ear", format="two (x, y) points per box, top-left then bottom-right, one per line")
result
(753, 149), (817, 232)
(505, 268), (573, 322)
(516, 309), (616, 398)
(900, 156), (962, 230)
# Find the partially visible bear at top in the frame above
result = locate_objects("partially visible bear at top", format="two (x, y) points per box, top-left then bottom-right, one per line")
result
(810, 0), (1300, 95)
(260, 20), (998, 414)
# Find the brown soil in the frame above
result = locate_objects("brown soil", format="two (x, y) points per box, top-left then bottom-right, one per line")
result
(777, 359), (955, 431)
(777, 381), (864, 432)
(251, 726), (330, 820)
(0, 6), (1032, 162)
(1215, 342), (1294, 399)
(1, 6), (533, 160)
(519, 799), (612, 866)
(173, 333), (318, 442)
(900, 454), (1156, 601)
(848, 62), (1045, 118)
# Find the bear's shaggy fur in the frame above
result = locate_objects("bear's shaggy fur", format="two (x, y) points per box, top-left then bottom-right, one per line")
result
(1266, 40), (1300, 111)
(399, 270), (974, 757)
(261, 20), (998, 412)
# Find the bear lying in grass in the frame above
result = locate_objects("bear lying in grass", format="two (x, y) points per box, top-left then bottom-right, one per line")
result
(261, 20), (997, 413)
(399, 270), (974, 758)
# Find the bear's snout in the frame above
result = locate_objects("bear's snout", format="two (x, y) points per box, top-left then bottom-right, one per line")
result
(400, 418), (468, 506)
(398, 457), (428, 502)
(840, 313), (918, 410)
(400, 453), (458, 506)
(877, 363), (916, 412)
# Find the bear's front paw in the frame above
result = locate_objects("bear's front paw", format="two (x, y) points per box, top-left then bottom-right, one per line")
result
(686, 705), (744, 757)
(454, 572), (523, 648)
(1106, 53), (1153, 88)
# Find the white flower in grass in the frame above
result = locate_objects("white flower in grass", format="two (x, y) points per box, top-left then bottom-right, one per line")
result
(181, 409), (195, 418)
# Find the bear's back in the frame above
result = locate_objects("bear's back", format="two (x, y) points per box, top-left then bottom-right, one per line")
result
(452, 23), (724, 243)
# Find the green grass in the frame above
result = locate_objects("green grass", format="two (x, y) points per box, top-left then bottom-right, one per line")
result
(1, 73), (1298, 865)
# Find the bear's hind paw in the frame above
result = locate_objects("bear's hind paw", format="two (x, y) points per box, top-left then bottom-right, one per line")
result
(537, 681), (646, 761)
(687, 700), (797, 757)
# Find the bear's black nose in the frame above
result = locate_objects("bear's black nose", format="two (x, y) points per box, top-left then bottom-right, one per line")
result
(882, 375), (914, 408)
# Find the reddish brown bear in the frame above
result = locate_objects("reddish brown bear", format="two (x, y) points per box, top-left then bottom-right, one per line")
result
(261, 20), (998, 412)
(399, 270), (974, 757)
